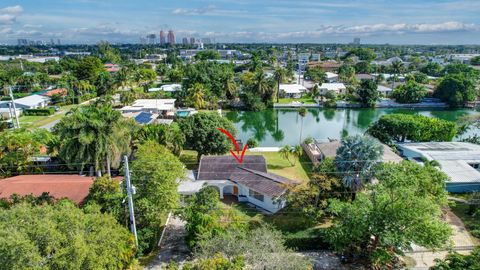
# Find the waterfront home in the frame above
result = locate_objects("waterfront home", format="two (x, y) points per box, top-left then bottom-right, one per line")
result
(279, 84), (307, 98)
(149, 84), (182, 93)
(119, 99), (176, 118)
(397, 142), (480, 193)
(0, 94), (50, 110)
(318, 83), (347, 95)
(0, 175), (103, 205)
(377, 85), (393, 96)
(179, 155), (298, 213)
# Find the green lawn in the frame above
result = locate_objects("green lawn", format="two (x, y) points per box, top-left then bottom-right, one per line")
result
(249, 151), (312, 182)
(18, 104), (77, 129)
(276, 97), (317, 104)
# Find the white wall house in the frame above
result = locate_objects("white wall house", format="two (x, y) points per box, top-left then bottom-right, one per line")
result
(318, 83), (346, 95)
(179, 156), (298, 213)
(279, 84), (307, 98)
(149, 84), (182, 93)
(377, 85), (393, 96)
(0, 95), (50, 110)
(119, 99), (176, 117)
(325, 72), (339, 83)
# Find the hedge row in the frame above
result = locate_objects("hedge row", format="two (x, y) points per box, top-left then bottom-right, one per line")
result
(23, 108), (55, 116)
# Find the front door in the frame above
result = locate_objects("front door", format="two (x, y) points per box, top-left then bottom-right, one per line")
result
(233, 186), (238, 196)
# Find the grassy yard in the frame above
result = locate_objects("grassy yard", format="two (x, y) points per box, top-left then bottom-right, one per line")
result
(276, 97), (317, 104)
(18, 104), (77, 129)
(249, 151), (312, 182)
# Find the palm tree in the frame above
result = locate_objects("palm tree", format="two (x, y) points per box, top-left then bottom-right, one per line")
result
(53, 104), (132, 176)
(334, 135), (383, 200)
(391, 60), (404, 89)
(290, 145), (303, 165)
(253, 69), (273, 102)
(298, 107), (307, 144)
(72, 80), (95, 104)
(279, 145), (292, 165)
(273, 67), (286, 103)
(114, 67), (131, 90)
(188, 83), (206, 109)
(224, 74), (237, 99)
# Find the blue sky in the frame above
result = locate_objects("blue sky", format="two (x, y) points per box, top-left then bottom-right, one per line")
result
(0, 0), (479, 44)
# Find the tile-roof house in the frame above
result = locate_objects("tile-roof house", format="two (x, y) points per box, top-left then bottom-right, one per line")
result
(0, 175), (100, 204)
(195, 155), (298, 213)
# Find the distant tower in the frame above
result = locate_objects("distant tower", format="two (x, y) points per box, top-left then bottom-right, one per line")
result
(159, 30), (166, 45)
(353, 37), (360, 45)
(167, 30), (176, 45)
(182, 37), (189, 45)
(190, 37), (195, 44)
(146, 34), (156, 45)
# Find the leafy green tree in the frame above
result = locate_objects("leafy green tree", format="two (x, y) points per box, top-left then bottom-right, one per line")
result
(85, 176), (124, 222)
(130, 141), (184, 254)
(53, 104), (133, 176)
(391, 80), (427, 103)
(194, 50), (221, 60)
(0, 201), (135, 270)
(346, 48), (377, 61)
(195, 225), (312, 270)
(335, 135), (383, 199)
(94, 71), (114, 96)
(120, 91), (136, 106)
(443, 63), (480, 78)
(421, 62), (443, 77)
(74, 56), (105, 83)
(367, 114), (457, 145)
(178, 112), (237, 160)
(471, 56), (480, 66)
(304, 66), (326, 83)
(338, 64), (356, 85)
(97, 41), (121, 63)
(134, 123), (185, 156)
(435, 74), (477, 107)
(246, 137), (259, 148)
(355, 61), (373, 74)
(183, 254), (245, 270)
(356, 79), (379, 107)
(327, 161), (451, 267)
(391, 60), (404, 88)
(279, 145), (292, 165)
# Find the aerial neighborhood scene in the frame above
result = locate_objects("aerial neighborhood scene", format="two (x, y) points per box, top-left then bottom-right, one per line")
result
(2, 0), (480, 269)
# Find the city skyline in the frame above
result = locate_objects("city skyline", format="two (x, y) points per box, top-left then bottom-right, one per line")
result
(0, 0), (480, 44)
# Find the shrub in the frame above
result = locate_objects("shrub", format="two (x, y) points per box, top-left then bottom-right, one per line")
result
(23, 108), (55, 116)
(246, 137), (259, 148)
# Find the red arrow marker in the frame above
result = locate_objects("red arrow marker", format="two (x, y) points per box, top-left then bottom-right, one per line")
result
(217, 128), (248, 164)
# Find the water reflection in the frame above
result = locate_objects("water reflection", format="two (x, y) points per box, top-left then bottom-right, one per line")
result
(224, 108), (480, 147)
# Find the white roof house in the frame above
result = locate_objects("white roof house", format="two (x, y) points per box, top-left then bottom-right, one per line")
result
(149, 84), (182, 92)
(377, 85), (393, 95)
(279, 84), (307, 95)
(325, 72), (339, 83)
(0, 95), (50, 110)
(120, 99), (176, 114)
(318, 83), (346, 95)
(397, 142), (480, 193)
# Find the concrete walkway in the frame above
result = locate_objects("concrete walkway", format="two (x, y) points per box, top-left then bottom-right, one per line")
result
(146, 216), (190, 269)
(404, 209), (477, 269)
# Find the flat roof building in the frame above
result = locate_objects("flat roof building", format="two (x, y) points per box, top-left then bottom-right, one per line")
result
(397, 142), (480, 193)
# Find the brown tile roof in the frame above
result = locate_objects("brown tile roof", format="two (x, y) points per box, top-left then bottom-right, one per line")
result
(230, 167), (298, 197)
(0, 175), (96, 204)
(197, 155), (267, 180)
(43, 88), (67, 97)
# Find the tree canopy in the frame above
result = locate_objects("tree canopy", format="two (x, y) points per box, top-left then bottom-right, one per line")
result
(391, 80), (427, 103)
(0, 201), (135, 270)
(434, 74), (477, 107)
(367, 114), (457, 145)
(356, 79), (379, 107)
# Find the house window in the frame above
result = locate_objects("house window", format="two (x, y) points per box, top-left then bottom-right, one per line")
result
(249, 189), (264, 202)
(469, 163), (480, 170)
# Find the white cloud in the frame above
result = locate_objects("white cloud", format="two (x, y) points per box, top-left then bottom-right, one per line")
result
(172, 5), (216, 15)
(0, 5), (23, 14)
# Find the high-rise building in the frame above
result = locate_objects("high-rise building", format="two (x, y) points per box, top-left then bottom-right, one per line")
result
(146, 34), (156, 45)
(190, 37), (196, 44)
(353, 37), (360, 45)
(182, 37), (189, 45)
(167, 30), (176, 45)
(159, 30), (166, 45)
(17, 39), (28, 46)
(57, 39), (61, 45)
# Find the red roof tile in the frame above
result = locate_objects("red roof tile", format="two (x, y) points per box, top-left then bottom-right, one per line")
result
(0, 175), (96, 204)
(43, 88), (67, 97)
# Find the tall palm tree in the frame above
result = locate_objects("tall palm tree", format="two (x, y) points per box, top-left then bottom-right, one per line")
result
(391, 60), (404, 89)
(291, 145), (303, 165)
(115, 67), (131, 90)
(253, 69), (273, 102)
(72, 80), (95, 104)
(53, 104), (132, 176)
(273, 67), (286, 103)
(188, 83), (206, 109)
(224, 73), (237, 99)
(298, 107), (307, 144)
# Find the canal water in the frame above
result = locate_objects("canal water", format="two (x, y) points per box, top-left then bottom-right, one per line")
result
(224, 108), (480, 147)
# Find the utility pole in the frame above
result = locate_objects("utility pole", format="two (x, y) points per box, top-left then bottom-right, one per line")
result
(8, 86), (20, 129)
(123, 155), (138, 247)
